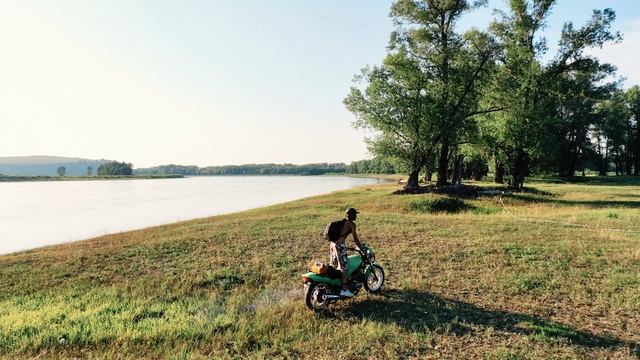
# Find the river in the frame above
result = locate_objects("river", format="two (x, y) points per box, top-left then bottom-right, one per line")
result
(0, 176), (383, 255)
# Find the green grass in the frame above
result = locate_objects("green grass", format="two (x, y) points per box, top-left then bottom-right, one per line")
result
(1, 179), (639, 359)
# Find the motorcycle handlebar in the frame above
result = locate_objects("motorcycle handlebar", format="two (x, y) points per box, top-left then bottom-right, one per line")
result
(346, 246), (371, 259)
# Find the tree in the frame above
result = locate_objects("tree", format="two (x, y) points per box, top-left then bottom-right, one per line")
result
(486, 1), (620, 189)
(97, 161), (133, 176)
(87, 166), (93, 176)
(390, 0), (499, 187)
(591, 90), (629, 176)
(345, 53), (435, 190)
(346, 0), (499, 189)
(551, 71), (617, 177)
(626, 86), (640, 175)
(56, 166), (66, 177)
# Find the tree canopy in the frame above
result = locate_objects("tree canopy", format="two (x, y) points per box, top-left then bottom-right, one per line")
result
(346, 0), (630, 190)
(98, 162), (133, 176)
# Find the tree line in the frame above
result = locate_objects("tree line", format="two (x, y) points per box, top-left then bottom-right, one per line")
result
(345, 0), (633, 190)
(54, 162), (132, 176)
(135, 163), (350, 176)
(97, 161), (133, 176)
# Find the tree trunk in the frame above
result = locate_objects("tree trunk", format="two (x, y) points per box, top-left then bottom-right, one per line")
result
(510, 149), (528, 191)
(405, 167), (421, 190)
(451, 155), (464, 185)
(600, 140), (609, 176)
(436, 140), (449, 187)
(566, 143), (578, 177)
(494, 159), (504, 184)
(635, 123), (640, 175)
(422, 156), (433, 183)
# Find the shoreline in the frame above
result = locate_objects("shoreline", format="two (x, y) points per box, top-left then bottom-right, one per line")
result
(0, 176), (386, 256)
(0, 174), (184, 183)
(0, 173), (399, 183)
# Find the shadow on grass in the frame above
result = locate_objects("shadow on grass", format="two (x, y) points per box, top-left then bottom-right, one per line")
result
(531, 176), (640, 186)
(505, 194), (640, 209)
(335, 289), (638, 354)
(519, 187), (555, 196)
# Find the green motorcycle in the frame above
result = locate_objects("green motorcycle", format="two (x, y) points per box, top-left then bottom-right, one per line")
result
(302, 245), (385, 310)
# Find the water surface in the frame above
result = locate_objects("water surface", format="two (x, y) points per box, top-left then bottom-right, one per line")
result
(0, 176), (382, 255)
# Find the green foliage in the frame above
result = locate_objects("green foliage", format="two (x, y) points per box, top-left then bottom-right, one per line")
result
(345, 0), (499, 188)
(348, 158), (396, 174)
(97, 161), (133, 176)
(135, 163), (348, 176)
(483, 1), (621, 189)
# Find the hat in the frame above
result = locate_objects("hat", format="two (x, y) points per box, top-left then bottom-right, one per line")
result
(345, 207), (359, 215)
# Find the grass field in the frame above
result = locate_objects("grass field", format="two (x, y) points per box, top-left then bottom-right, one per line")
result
(1, 177), (639, 359)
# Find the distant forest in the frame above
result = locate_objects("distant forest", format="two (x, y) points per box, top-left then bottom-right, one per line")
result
(134, 159), (397, 176)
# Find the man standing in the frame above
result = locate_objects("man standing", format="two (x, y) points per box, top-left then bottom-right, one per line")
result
(330, 207), (364, 297)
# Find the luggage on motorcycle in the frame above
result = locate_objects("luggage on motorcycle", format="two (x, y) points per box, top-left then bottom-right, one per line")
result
(323, 219), (347, 242)
(325, 266), (342, 279)
(310, 261), (328, 275)
(309, 262), (341, 279)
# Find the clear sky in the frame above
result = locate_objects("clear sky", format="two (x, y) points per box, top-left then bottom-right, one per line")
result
(1, 1), (638, 168)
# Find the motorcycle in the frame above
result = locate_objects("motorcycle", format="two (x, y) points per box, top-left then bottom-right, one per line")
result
(301, 244), (385, 310)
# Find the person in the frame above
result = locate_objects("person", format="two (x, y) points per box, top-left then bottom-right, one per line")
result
(329, 207), (364, 297)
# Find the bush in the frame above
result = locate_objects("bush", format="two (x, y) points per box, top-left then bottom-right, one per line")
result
(406, 197), (470, 213)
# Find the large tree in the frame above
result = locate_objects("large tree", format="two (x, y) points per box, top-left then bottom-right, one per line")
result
(487, 0), (620, 189)
(345, 51), (436, 190)
(626, 86), (640, 175)
(346, 0), (499, 189)
(590, 90), (629, 176)
(551, 70), (617, 177)
(390, 0), (499, 187)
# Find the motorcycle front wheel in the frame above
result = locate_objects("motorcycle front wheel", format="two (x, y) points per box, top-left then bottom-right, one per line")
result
(304, 283), (331, 310)
(364, 265), (385, 294)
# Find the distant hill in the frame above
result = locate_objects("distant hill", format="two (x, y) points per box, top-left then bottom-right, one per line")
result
(0, 156), (111, 176)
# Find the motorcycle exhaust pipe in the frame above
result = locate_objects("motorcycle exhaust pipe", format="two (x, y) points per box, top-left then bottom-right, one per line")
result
(324, 294), (342, 300)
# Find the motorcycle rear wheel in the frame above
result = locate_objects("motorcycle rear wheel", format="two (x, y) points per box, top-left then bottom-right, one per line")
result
(364, 265), (385, 294)
(304, 283), (331, 310)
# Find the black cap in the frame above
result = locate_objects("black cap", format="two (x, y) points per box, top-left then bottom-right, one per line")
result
(345, 207), (359, 215)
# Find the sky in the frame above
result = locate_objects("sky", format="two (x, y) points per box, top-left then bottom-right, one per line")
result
(0, 1), (639, 168)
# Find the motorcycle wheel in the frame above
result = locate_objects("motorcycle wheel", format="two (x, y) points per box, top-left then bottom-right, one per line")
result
(304, 283), (331, 310)
(364, 265), (385, 294)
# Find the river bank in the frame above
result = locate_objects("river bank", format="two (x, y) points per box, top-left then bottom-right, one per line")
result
(0, 174), (184, 182)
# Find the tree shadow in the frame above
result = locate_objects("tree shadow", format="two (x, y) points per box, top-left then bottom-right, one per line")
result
(533, 176), (640, 187)
(504, 194), (640, 209)
(332, 289), (638, 354)
(520, 187), (555, 196)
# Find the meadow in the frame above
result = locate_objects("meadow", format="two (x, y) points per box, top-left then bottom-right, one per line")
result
(0, 177), (638, 359)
